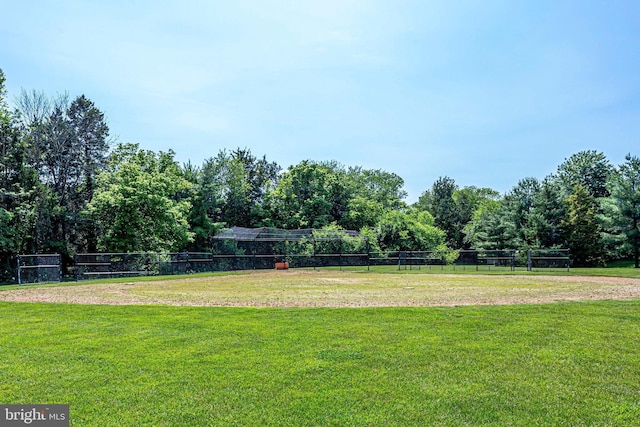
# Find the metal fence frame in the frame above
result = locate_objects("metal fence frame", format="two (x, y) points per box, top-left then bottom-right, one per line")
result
(17, 254), (62, 285)
(212, 226), (370, 271)
(74, 252), (223, 280)
(382, 249), (571, 272)
(71, 248), (570, 281)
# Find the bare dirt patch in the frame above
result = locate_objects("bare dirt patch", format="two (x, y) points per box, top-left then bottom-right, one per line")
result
(1, 271), (640, 307)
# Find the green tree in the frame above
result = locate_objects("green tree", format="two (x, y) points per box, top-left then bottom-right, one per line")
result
(345, 167), (407, 211)
(67, 95), (110, 204)
(182, 161), (221, 251)
(0, 68), (16, 257)
(341, 196), (384, 231)
(501, 177), (541, 247)
(218, 155), (252, 227)
(229, 147), (280, 225)
(0, 69), (43, 279)
(556, 150), (613, 199)
(189, 149), (280, 238)
(603, 154), (640, 267)
(453, 186), (500, 248)
(563, 184), (604, 266)
(14, 91), (110, 259)
(463, 197), (520, 250)
(85, 143), (193, 252)
(525, 178), (566, 248)
(417, 176), (459, 247)
(371, 209), (446, 252)
(0, 132), (42, 256)
(266, 160), (351, 229)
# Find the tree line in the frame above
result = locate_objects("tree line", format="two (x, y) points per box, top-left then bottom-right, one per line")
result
(1, 69), (639, 279)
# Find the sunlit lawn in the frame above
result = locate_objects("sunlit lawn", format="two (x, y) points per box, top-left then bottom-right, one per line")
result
(1, 298), (639, 426)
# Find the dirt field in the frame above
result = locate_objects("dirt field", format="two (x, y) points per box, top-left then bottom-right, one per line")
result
(2, 270), (640, 307)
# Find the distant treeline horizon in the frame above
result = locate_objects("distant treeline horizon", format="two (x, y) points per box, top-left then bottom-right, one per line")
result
(2, 69), (639, 280)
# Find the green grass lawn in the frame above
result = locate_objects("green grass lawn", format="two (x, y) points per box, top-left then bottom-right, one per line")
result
(1, 300), (639, 426)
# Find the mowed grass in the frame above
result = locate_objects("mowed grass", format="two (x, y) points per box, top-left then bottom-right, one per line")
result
(1, 299), (640, 426)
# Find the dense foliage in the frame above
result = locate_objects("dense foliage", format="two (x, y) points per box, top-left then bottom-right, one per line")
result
(1, 70), (639, 278)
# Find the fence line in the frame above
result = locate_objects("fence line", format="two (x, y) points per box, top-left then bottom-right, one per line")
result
(70, 249), (570, 281)
(16, 254), (62, 285)
(11, 249), (570, 283)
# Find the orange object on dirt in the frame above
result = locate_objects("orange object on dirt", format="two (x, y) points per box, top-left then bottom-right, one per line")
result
(275, 262), (289, 270)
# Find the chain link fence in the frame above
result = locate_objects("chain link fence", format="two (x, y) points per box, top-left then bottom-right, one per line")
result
(16, 254), (62, 285)
(11, 248), (570, 284)
(74, 252), (224, 280)
(70, 248), (569, 280)
(376, 249), (570, 272)
(9, 227), (569, 283)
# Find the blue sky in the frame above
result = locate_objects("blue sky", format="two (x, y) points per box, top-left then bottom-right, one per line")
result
(2, 1), (639, 202)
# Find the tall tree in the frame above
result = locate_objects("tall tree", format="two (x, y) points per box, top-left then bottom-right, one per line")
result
(525, 178), (566, 248)
(603, 154), (640, 267)
(266, 160), (351, 229)
(346, 167), (407, 210)
(417, 176), (459, 246)
(339, 166), (407, 230)
(14, 91), (110, 258)
(85, 143), (193, 252)
(223, 148), (280, 226)
(182, 161), (220, 251)
(563, 184), (604, 266)
(501, 177), (540, 247)
(190, 148), (280, 234)
(371, 209), (446, 252)
(0, 70), (44, 279)
(67, 95), (110, 251)
(67, 95), (110, 203)
(453, 186), (500, 248)
(230, 147), (280, 215)
(0, 69), (17, 276)
(556, 150), (613, 199)
(463, 197), (521, 250)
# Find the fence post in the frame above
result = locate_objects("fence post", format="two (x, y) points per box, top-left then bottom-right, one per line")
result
(527, 250), (532, 272)
(252, 238), (256, 270)
(511, 250), (515, 272)
(366, 239), (370, 271)
(17, 255), (22, 286)
(285, 239), (288, 269)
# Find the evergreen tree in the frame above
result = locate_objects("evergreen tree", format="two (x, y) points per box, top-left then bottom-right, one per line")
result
(556, 150), (613, 199)
(563, 184), (604, 266)
(603, 154), (640, 267)
(0, 70), (43, 279)
(417, 176), (458, 246)
(525, 178), (566, 248)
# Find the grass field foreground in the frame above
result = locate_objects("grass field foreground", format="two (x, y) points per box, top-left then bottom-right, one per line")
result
(1, 299), (640, 426)
(2, 270), (640, 425)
